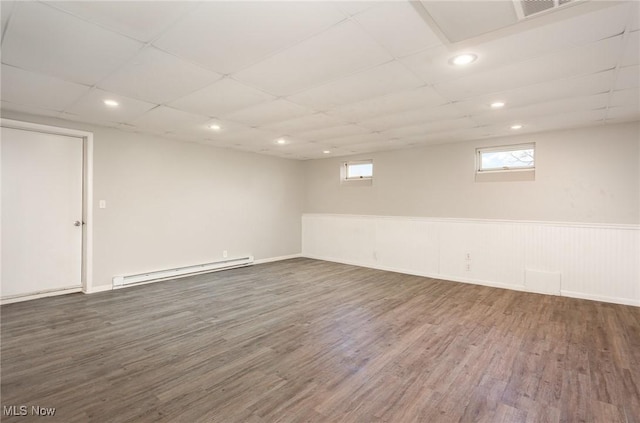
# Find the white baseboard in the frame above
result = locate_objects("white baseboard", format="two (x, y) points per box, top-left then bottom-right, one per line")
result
(83, 285), (113, 294)
(1, 287), (82, 305)
(303, 253), (528, 291)
(561, 290), (640, 307)
(254, 253), (302, 265)
(437, 273), (528, 293)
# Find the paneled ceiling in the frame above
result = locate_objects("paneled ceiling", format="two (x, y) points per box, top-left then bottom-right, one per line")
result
(1, 1), (638, 159)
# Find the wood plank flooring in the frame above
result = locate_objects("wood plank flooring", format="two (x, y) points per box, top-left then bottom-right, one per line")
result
(1, 258), (639, 422)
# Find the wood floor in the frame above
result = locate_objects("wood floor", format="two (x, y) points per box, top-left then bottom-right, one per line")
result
(1, 258), (639, 423)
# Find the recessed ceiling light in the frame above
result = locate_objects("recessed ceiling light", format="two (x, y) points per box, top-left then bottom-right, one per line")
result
(208, 124), (221, 131)
(490, 102), (505, 109)
(323, 150), (331, 154)
(510, 124), (523, 130)
(276, 138), (287, 145)
(103, 99), (119, 107)
(450, 53), (477, 66)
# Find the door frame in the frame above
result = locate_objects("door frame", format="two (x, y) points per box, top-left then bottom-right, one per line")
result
(1, 118), (95, 296)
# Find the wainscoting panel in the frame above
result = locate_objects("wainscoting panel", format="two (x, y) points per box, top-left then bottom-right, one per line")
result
(302, 214), (640, 306)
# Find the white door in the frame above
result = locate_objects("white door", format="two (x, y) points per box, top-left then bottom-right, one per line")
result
(1, 127), (83, 299)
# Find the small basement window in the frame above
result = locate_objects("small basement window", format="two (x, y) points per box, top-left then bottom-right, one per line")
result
(475, 143), (535, 182)
(341, 160), (373, 186)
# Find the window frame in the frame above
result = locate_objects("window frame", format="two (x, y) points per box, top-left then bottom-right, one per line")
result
(344, 159), (373, 180)
(340, 159), (373, 186)
(476, 143), (535, 173)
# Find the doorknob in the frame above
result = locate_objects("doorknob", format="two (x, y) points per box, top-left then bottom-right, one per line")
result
(74, 221), (82, 227)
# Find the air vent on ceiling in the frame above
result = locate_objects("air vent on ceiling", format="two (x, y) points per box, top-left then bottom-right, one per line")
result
(515, 0), (577, 19)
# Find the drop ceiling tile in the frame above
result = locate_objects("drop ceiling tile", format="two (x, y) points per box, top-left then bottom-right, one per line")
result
(222, 99), (314, 126)
(1, 100), (63, 119)
(323, 132), (386, 147)
(336, 2), (380, 17)
(328, 86), (450, 122)
(64, 89), (156, 124)
(274, 141), (323, 153)
(158, 131), (200, 144)
(359, 104), (466, 132)
(49, 1), (196, 43)
(170, 119), (251, 144)
(261, 113), (348, 135)
(1, 1), (636, 160)
(381, 117), (477, 139)
(399, 44), (486, 86)
(317, 149), (356, 159)
(622, 30), (639, 67)
(127, 106), (212, 135)
(1, 0), (15, 39)
(233, 21), (393, 96)
(168, 78), (276, 118)
(343, 140), (400, 154)
(310, 147), (351, 158)
(465, 122), (521, 139)
(287, 61), (424, 110)
(354, 2), (442, 58)
(518, 109), (606, 131)
(434, 36), (622, 101)
(418, 0), (518, 43)
(216, 128), (281, 148)
(481, 3), (630, 62)
(259, 149), (297, 159)
(401, 4), (629, 87)
(435, 128), (493, 143)
(229, 144), (265, 155)
(397, 127), (488, 146)
(294, 124), (372, 142)
(452, 70), (615, 115)
(97, 47), (222, 105)
(472, 93), (610, 125)
(154, 2), (346, 74)
(198, 138), (236, 150)
(630, 2), (639, 31)
(615, 65), (640, 90)
(1, 2), (142, 85)
(606, 106), (640, 122)
(610, 88), (639, 108)
(56, 111), (123, 129)
(1, 65), (90, 111)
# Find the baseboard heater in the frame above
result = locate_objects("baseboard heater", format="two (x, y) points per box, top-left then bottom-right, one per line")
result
(112, 256), (254, 289)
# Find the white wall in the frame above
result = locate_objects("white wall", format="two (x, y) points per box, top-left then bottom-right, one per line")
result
(303, 122), (640, 306)
(2, 112), (304, 291)
(304, 122), (640, 224)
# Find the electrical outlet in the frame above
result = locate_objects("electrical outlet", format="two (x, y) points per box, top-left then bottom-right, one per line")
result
(465, 252), (471, 261)
(465, 263), (471, 271)
(222, 250), (228, 258)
